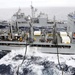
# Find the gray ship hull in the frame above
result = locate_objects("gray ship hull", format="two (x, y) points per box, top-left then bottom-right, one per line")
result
(0, 41), (74, 55)
(37, 44), (75, 54)
(0, 45), (25, 50)
(0, 41), (27, 50)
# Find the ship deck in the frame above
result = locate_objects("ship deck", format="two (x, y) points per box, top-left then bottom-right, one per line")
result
(31, 34), (75, 54)
(0, 34), (75, 55)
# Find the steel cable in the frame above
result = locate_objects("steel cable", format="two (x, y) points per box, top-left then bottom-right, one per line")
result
(56, 35), (63, 75)
(16, 42), (28, 75)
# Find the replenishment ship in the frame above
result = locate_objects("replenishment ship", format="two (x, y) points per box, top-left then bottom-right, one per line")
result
(0, 6), (75, 54)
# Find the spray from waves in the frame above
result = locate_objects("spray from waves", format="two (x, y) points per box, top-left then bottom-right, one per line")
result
(0, 46), (75, 75)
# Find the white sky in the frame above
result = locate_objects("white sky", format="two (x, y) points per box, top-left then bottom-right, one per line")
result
(0, 0), (75, 8)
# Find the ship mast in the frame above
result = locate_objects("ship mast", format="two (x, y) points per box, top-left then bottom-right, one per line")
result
(53, 16), (57, 44)
(31, 2), (34, 18)
(31, 2), (37, 18)
(16, 8), (21, 32)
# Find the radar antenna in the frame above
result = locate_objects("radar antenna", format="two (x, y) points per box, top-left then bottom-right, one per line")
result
(31, 2), (37, 18)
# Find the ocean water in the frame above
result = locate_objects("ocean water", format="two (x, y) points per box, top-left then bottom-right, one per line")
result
(0, 7), (75, 21)
(0, 47), (75, 75)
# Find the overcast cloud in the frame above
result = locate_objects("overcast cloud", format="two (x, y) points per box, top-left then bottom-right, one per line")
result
(0, 0), (75, 8)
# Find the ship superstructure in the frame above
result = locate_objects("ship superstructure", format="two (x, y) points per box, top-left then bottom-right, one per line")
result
(0, 6), (74, 54)
(68, 12), (75, 43)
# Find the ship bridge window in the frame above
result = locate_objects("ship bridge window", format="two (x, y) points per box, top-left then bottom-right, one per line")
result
(57, 28), (67, 32)
(32, 19), (39, 23)
(18, 21), (27, 24)
(22, 22), (27, 23)
(18, 22), (21, 24)
(47, 21), (54, 24)
(72, 32), (75, 39)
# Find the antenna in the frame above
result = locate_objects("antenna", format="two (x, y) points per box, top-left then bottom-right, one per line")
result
(16, 8), (21, 18)
(31, 1), (34, 18)
(31, 1), (37, 18)
(53, 16), (57, 44)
